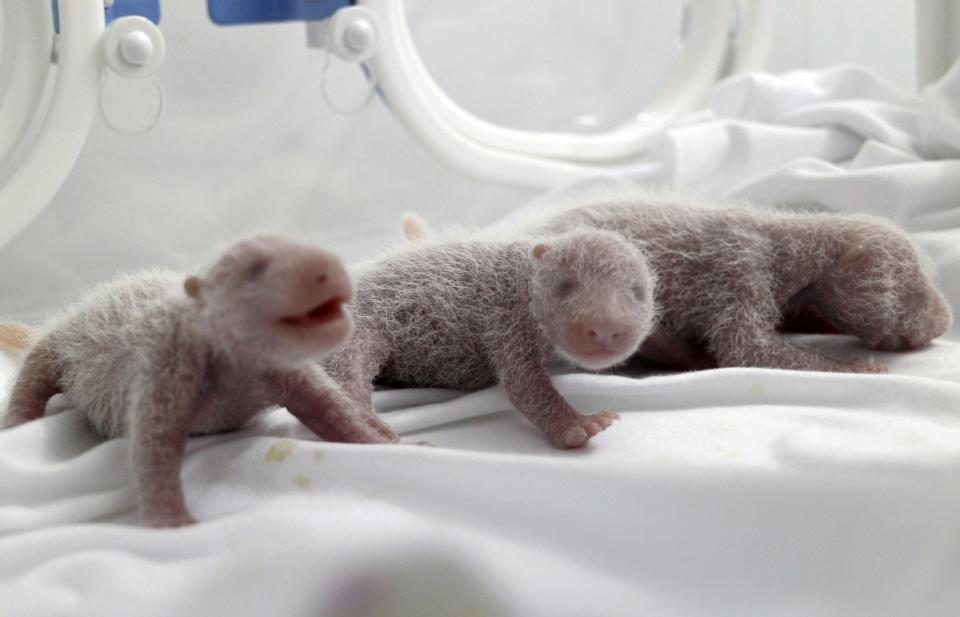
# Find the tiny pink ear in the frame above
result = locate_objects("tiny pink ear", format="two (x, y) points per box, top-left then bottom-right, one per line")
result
(532, 244), (548, 260)
(183, 276), (202, 299)
(838, 245), (868, 270)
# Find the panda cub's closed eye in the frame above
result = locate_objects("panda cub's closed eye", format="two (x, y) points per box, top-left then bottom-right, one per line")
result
(244, 259), (270, 282)
(555, 278), (578, 298)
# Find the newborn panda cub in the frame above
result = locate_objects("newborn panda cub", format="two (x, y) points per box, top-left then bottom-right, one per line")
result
(328, 229), (657, 448)
(532, 189), (953, 372)
(2, 235), (398, 527)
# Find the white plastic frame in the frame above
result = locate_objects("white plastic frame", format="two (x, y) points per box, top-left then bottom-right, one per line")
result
(0, 1), (773, 250)
(357, 0), (773, 189)
(0, 0), (104, 249)
(0, 0), (53, 167)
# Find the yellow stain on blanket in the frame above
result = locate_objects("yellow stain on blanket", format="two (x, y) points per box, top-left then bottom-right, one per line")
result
(900, 432), (925, 447)
(313, 451), (325, 461)
(293, 475), (312, 490)
(265, 439), (295, 462)
(748, 383), (764, 397)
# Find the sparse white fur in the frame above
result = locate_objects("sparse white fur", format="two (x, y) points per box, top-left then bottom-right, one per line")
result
(328, 228), (657, 448)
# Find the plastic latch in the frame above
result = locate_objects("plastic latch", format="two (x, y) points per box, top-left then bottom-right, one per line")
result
(102, 16), (165, 78)
(99, 16), (166, 134)
(326, 6), (380, 63)
(315, 7), (381, 115)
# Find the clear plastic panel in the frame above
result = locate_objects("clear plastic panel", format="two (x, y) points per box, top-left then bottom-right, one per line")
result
(406, 0), (686, 133)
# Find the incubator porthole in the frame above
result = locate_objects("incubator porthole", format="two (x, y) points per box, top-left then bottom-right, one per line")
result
(403, 0), (687, 133)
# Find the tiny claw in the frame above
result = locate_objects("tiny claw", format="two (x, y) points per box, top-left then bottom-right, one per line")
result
(555, 411), (622, 449)
(598, 410), (620, 424)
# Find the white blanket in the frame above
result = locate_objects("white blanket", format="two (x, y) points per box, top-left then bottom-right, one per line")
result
(3, 63), (960, 617)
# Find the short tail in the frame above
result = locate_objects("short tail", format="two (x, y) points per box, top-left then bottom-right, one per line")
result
(2, 339), (60, 429)
(0, 322), (35, 353)
(401, 211), (430, 242)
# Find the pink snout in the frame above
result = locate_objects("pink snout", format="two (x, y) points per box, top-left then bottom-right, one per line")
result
(278, 254), (353, 330)
(874, 298), (953, 352)
(564, 320), (641, 359)
(297, 253), (353, 304)
(585, 323), (630, 349)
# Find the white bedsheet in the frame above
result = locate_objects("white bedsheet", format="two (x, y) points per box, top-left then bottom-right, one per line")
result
(3, 63), (960, 617)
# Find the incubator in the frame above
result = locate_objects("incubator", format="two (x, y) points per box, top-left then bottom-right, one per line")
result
(2, 3), (960, 616)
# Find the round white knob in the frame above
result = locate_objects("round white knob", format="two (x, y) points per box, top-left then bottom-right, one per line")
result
(343, 19), (375, 53)
(120, 30), (154, 66)
(102, 16), (166, 78)
(326, 7), (379, 62)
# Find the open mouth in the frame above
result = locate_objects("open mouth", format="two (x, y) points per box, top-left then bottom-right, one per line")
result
(279, 297), (346, 328)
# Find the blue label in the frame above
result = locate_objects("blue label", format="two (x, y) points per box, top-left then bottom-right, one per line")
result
(207, 0), (350, 25)
(106, 0), (162, 25)
(52, 0), (161, 33)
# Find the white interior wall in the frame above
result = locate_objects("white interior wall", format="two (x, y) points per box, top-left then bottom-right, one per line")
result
(765, 0), (959, 91)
